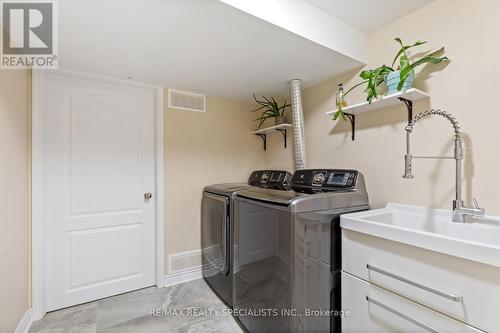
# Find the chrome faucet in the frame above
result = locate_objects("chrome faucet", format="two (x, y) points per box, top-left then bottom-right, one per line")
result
(403, 109), (485, 222)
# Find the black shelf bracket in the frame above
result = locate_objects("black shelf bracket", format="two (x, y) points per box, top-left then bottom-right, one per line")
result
(344, 113), (355, 141)
(398, 97), (413, 124)
(256, 133), (267, 151)
(342, 98), (413, 141)
(254, 128), (288, 151)
(275, 128), (288, 148)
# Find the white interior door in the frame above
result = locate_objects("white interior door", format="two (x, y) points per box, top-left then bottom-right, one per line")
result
(46, 72), (156, 311)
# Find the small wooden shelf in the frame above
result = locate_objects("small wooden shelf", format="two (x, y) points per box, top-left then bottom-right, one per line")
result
(325, 88), (429, 116)
(252, 123), (292, 151)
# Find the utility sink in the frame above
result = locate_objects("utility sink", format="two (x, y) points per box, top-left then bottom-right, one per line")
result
(341, 203), (500, 268)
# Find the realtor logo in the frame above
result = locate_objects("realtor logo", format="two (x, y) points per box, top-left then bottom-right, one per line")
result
(1, 0), (58, 68)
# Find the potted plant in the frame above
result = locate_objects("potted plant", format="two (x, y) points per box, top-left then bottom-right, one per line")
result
(251, 94), (291, 130)
(333, 38), (448, 121)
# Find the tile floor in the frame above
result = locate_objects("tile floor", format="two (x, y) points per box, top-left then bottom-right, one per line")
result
(29, 279), (244, 333)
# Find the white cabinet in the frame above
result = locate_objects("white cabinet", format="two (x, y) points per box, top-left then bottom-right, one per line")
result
(342, 272), (484, 333)
(341, 229), (498, 332)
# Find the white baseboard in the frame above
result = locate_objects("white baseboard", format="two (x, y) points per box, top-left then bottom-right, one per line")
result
(164, 265), (203, 287)
(15, 309), (33, 333)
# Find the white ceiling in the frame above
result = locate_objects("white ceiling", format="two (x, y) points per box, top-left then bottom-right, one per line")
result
(58, 0), (432, 100)
(59, 0), (366, 100)
(304, 0), (433, 33)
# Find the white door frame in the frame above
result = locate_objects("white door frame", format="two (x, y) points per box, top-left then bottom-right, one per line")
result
(31, 69), (165, 320)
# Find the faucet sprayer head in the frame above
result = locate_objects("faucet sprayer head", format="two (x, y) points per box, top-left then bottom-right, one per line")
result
(403, 154), (414, 179)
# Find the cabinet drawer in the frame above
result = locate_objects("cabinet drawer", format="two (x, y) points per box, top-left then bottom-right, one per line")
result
(342, 229), (500, 332)
(342, 271), (485, 333)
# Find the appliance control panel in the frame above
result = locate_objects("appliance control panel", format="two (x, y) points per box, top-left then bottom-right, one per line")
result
(292, 169), (358, 192)
(248, 170), (293, 190)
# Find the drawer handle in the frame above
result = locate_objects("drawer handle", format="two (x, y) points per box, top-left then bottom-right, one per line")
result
(366, 296), (441, 333)
(367, 264), (462, 302)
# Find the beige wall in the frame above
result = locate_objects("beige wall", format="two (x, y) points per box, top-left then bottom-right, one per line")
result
(267, 0), (500, 214)
(0, 70), (31, 333)
(164, 92), (266, 272)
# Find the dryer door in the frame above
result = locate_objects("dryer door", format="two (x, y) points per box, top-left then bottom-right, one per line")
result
(201, 192), (229, 275)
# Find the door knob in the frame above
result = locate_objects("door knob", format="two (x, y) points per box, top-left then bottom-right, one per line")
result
(144, 192), (152, 200)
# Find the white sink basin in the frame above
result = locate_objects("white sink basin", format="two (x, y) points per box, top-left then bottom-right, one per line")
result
(341, 203), (500, 267)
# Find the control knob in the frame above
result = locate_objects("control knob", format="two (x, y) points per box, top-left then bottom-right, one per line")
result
(312, 172), (326, 185)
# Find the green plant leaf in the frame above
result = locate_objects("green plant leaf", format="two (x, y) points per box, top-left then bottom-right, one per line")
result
(278, 101), (291, 110)
(343, 80), (369, 98)
(256, 117), (267, 130)
(399, 54), (410, 70)
(396, 53), (413, 90)
(397, 67), (413, 91)
(333, 109), (346, 121)
(356, 65), (394, 104)
(262, 95), (272, 104)
(250, 105), (266, 112)
(254, 110), (274, 118)
(410, 47), (448, 69)
(253, 115), (272, 121)
(278, 100), (291, 116)
(264, 96), (278, 108)
(394, 37), (404, 47)
(257, 110), (275, 118)
(360, 70), (372, 80)
(261, 96), (277, 111)
(391, 38), (427, 68)
(413, 56), (449, 69)
(253, 94), (269, 107)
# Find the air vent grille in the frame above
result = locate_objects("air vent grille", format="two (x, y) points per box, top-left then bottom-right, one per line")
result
(168, 250), (202, 273)
(168, 89), (206, 112)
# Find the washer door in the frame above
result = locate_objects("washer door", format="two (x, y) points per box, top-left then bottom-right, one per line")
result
(201, 192), (229, 275)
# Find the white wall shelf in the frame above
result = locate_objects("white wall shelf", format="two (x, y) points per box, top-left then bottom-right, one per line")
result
(251, 123), (292, 134)
(325, 88), (429, 116)
(325, 88), (429, 141)
(251, 123), (292, 151)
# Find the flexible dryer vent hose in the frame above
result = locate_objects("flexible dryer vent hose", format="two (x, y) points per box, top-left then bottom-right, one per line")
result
(289, 79), (307, 170)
